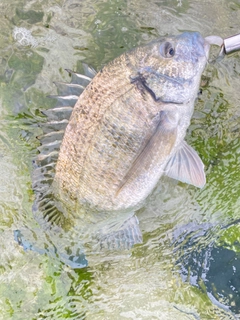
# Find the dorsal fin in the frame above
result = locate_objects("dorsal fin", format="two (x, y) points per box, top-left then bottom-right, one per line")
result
(65, 69), (93, 86)
(46, 96), (79, 107)
(53, 82), (85, 96)
(32, 65), (96, 224)
(82, 63), (97, 78)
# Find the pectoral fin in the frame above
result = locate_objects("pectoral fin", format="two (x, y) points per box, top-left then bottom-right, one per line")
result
(117, 110), (178, 194)
(165, 140), (206, 188)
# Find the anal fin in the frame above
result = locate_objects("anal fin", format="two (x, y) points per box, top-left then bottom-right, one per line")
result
(99, 215), (143, 250)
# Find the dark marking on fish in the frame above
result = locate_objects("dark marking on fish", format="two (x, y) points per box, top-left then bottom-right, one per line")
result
(130, 73), (158, 102)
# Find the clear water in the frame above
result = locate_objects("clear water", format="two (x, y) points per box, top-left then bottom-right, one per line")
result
(0, 0), (239, 319)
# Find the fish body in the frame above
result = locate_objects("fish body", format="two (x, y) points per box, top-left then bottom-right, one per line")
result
(19, 31), (218, 265)
(53, 32), (209, 214)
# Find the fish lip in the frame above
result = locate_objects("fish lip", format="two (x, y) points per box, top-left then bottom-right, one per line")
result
(204, 35), (224, 57)
(203, 40), (211, 58)
(205, 35), (224, 47)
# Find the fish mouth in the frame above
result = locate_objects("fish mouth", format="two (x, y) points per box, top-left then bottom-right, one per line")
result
(205, 35), (224, 47)
(204, 35), (224, 57)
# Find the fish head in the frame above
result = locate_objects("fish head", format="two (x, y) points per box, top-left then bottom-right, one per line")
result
(131, 31), (210, 105)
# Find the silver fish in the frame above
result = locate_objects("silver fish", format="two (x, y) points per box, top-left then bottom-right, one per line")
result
(54, 32), (209, 213)
(19, 32), (222, 266)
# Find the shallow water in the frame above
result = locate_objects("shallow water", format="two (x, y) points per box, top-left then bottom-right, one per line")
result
(0, 0), (239, 319)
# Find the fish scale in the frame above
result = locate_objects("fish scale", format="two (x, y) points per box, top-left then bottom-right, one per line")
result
(56, 79), (162, 210)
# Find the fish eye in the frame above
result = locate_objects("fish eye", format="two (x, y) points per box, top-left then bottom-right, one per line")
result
(160, 41), (175, 58)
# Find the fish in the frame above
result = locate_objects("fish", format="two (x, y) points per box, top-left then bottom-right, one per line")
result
(53, 32), (209, 210)
(16, 32), (223, 267)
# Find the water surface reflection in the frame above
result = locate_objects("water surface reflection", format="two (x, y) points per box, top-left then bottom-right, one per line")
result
(0, 0), (239, 319)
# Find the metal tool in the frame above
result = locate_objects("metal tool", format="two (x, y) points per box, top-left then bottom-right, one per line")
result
(223, 33), (240, 54)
